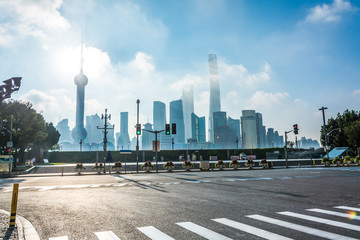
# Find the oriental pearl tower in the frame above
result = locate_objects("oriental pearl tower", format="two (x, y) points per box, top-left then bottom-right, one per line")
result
(71, 42), (88, 144)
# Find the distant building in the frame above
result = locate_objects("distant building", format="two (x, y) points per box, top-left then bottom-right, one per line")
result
(142, 123), (154, 150)
(85, 114), (115, 148)
(153, 101), (171, 150)
(56, 119), (72, 143)
(241, 110), (258, 148)
(182, 87), (194, 142)
(227, 116), (241, 148)
(208, 54), (221, 143)
(170, 99), (185, 144)
(117, 112), (130, 149)
(255, 113), (266, 148)
(213, 111), (237, 149)
(266, 128), (275, 147)
(299, 137), (320, 149)
(191, 113), (206, 143)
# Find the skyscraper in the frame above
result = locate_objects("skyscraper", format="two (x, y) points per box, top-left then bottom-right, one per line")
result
(72, 43), (88, 144)
(255, 113), (266, 148)
(241, 110), (258, 149)
(191, 113), (206, 143)
(56, 119), (72, 143)
(118, 112), (130, 149)
(213, 111), (237, 148)
(170, 99), (185, 144)
(142, 123), (154, 150)
(227, 116), (241, 148)
(182, 86), (194, 142)
(208, 54), (221, 143)
(153, 101), (171, 149)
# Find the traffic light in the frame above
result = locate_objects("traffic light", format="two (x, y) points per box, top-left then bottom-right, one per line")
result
(7, 148), (11, 154)
(165, 124), (170, 135)
(136, 123), (141, 135)
(293, 124), (299, 135)
(172, 123), (176, 134)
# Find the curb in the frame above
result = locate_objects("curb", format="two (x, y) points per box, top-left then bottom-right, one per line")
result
(0, 209), (40, 240)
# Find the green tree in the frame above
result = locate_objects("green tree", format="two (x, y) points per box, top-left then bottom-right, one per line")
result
(0, 101), (59, 161)
(344, 120), (360, 155)
(320, 109), (360, 150)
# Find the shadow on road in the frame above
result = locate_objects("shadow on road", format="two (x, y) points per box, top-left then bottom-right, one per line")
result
(116, 176), (168, 193)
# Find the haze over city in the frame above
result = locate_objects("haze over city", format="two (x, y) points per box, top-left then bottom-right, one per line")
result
(1, 0), (359, 143)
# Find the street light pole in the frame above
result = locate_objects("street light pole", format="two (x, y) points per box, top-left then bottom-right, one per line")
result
(136, 99), (140, 173)
(319, 107), (329, 159)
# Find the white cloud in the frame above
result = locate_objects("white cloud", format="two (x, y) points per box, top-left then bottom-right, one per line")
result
(247, 91), (289, 108)
(353, 89), (360, 95)
(19, 89), (74, 125)
(0, 0), (70, 43)
(305, 0), (354, 23)
(219, 61), (271, 87)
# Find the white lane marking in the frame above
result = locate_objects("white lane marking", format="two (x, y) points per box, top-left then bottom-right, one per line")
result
(137, 226), (175, 240)
(335, 206), (360, 212)
(278, 211), (360, 232)
(49, 237), (68, 240)
(247, 214), (358, 240)
(95, 231), (121, 240)
(176, 222), (232, 240)
(307, 208), (360, 220)
(213, 218), (293, 240)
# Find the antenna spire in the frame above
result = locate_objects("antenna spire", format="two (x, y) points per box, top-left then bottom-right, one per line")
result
(80, 31), (84, 74)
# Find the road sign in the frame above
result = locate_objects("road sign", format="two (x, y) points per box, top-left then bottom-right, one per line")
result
(7, 141), (13, 148)
(152, 141), (160, 152)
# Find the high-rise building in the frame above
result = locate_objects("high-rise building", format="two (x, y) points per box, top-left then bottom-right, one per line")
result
(191, 113), (206, 143)
(266, 128), (275, 147)
(213, 111), (237, 148)
(153, 101), (166, 131)
(208, 54), (221, 143)
(85, 114), (115, 149)
(72, 43), (88, 144)
(117, 112), (130, 149)
(85, 114), (103, 144)
(241, 110), (258, 149)
(142, 123), (154, 150)
(255, 113), (266, 148)
(170, 99), (185, 144)
(227, 116), (241, 148)
(182, 87), (194, 142)
(56, 119), (72, 143)
(153, 101), (171, 149)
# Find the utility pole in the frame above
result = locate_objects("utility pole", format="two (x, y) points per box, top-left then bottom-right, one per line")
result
(8, 115), (13, 176)
(319, 107), (329, 159)
(97, 109), (114, 173)
(136, 99), (140, 173)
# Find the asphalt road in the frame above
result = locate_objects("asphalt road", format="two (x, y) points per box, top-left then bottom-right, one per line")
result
(0, 167), (359, 239)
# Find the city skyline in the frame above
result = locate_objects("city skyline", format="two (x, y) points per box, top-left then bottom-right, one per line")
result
(1, 0), (359, 144)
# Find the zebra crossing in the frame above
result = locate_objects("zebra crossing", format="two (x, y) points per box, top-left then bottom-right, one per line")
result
(48, 205), (360, 239)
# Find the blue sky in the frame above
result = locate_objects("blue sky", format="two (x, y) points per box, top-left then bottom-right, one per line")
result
(0, 0), (359, 143)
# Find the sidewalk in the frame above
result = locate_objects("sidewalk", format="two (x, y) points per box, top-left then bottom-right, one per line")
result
(0, 209), (39, 240)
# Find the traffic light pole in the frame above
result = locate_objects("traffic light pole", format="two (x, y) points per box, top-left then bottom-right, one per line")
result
(284, 130), (293, 168)
(319, 107), (329, 160)
(136, 99), (140, 173)
(143, 129), (164, 173)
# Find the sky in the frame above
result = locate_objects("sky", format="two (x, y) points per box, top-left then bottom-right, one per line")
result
(0, 0), (359, 144)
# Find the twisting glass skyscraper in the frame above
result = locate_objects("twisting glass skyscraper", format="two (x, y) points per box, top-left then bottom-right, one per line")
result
(208, 54), (221, 143)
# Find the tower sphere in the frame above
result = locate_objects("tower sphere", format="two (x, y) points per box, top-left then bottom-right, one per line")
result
(74, 72), (88, 86)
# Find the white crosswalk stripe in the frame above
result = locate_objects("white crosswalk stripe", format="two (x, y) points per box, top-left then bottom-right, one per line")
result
(213, 218), (293, 240)
(335, 206), (360, 212)
(49, 237), (68, 240)
(176, 222), (232, 240)
(137, 226), (175, 240)
(278, 211), (360, 232)
(95, 231), (121, 240)
(307, 208), (360, 220)
(247, 214), (358, 240)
